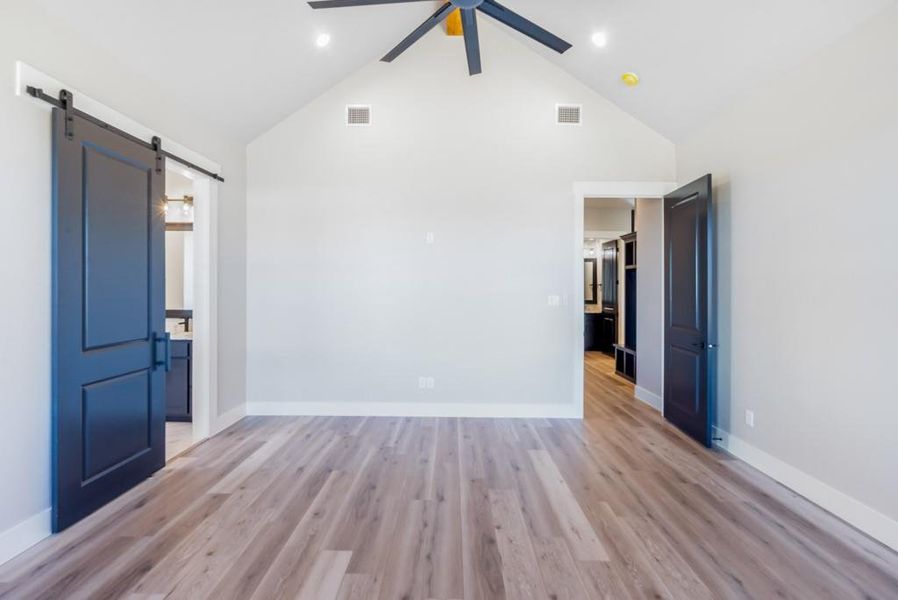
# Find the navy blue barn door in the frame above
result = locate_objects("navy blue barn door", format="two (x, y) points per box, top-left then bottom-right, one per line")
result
(663, 175), (716, 447)
(52, 106), (167, 531)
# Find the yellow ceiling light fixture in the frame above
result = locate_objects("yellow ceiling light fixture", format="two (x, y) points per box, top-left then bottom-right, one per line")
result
(621, 72), (640, 87)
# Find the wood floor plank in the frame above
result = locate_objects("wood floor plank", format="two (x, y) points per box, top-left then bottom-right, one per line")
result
(1, 353), (895, 599)
(337, 573), (381, 600)
(530, 536), (590, 600)
(528, 449), (610, 562)
(296, 550), (352, 600)
(250, 452), (375, 599)
(460, 477), (506, 599)
(488, 489), (548, 600)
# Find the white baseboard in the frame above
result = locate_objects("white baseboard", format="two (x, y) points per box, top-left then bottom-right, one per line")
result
(713, 426), (898, 552)
(0, 508), (51, 567)
(247, 401), (581, 419)
(213, 403), (248, 434)
(634, 386), (663, 412)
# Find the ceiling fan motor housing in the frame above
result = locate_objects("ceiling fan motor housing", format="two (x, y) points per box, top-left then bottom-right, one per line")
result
(450, 0), (484, 8)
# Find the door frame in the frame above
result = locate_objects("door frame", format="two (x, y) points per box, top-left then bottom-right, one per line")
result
(18, 62), (222, 447)
(168, 168), (219, 443)
(571, 181), (677, 417)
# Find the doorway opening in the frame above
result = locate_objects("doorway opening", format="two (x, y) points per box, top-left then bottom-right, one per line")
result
(572, 182), (675, 421)
(163, 164), (217, 461)
(573, 179), (716, 447)
(581, 197), (653, 414)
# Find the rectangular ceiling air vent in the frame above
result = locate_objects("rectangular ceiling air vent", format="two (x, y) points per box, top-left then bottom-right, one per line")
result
(556, 104), (582, 125)
(346, 104), (371, 126)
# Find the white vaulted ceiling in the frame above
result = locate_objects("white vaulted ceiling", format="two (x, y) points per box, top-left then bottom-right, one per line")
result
(28, 0), (895, 142)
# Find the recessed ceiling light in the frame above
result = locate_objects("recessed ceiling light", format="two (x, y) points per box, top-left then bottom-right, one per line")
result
(591, 32), (608, 48)
(621, 72), (640, 87)
(315, 33), (331, 48)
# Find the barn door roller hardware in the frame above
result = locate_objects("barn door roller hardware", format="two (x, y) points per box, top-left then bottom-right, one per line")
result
(25, 86), (225, 183)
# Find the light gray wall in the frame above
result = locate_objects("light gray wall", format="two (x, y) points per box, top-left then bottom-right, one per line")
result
(584, 207), (632, 232)
(246, 21), (675, 414)
(0, 2), (247, 553)
(634, 198), (663, 399)
(678, 4), (898, 542)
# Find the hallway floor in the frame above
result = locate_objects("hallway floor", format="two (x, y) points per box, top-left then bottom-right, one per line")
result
(166, 422), (194, 462)
(0, 353), (896, 599)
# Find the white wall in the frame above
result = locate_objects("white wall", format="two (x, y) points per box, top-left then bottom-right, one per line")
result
(0, 3), (247, 563)
(678, 4), (898, 549)
(247, 21), (675, 416)
(165, 231), (187, 309)
(634, 198), (663, 404)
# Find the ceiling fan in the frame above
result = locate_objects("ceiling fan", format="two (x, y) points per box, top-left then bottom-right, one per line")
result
(308, 0), (572, 76)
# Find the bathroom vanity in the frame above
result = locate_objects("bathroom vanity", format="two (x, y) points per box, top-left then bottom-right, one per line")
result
(166, 333), (192, 422)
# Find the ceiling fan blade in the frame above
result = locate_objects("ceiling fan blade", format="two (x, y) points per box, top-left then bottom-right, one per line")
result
(382, 2), (456, 63)
(309, 0), (431, 8)
(461, 9), (482, 75)
(478, 0), (572, 54)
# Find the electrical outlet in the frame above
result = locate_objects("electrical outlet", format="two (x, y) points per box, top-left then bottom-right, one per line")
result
(425, 232), (435, 244)
(426, 377), (435, 389)
(548, 295), (561, 307)
(745, 409), (755, 428)
(418, 377), (427, 389)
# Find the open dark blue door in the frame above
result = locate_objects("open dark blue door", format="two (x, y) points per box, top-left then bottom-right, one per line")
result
(664, 175), (716, 447)
(52, 106), (167, 531)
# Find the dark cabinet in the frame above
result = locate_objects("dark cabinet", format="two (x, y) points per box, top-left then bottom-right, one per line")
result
(615, 345), (637, 382)
(585, 313), (600, 351)
(585, 312), (616, 353)
(600, 314), (616, 353)
(166, 339), (192, 422)
(616, 233), (638, 381)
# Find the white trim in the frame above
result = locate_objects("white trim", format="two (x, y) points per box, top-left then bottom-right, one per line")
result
(187, 177), (218, 443)
(248, 401), (580, 419)
(572, 181), (677, 416)
(573, 181), (677, 201)
(634, 386), (663, 412)
(214, 404), (248, 434)
(0, 509), (51, 567)
(713, 426), (898, 552)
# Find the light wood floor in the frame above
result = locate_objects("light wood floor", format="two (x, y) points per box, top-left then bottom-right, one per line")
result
(166, 422), (194, 462)
(1, 353), (897, 599)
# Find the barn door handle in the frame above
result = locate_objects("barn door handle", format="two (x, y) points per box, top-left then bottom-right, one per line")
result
(153, 332), (172, 371)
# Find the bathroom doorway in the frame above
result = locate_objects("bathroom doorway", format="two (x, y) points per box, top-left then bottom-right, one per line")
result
(164, 165), (218, 460)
